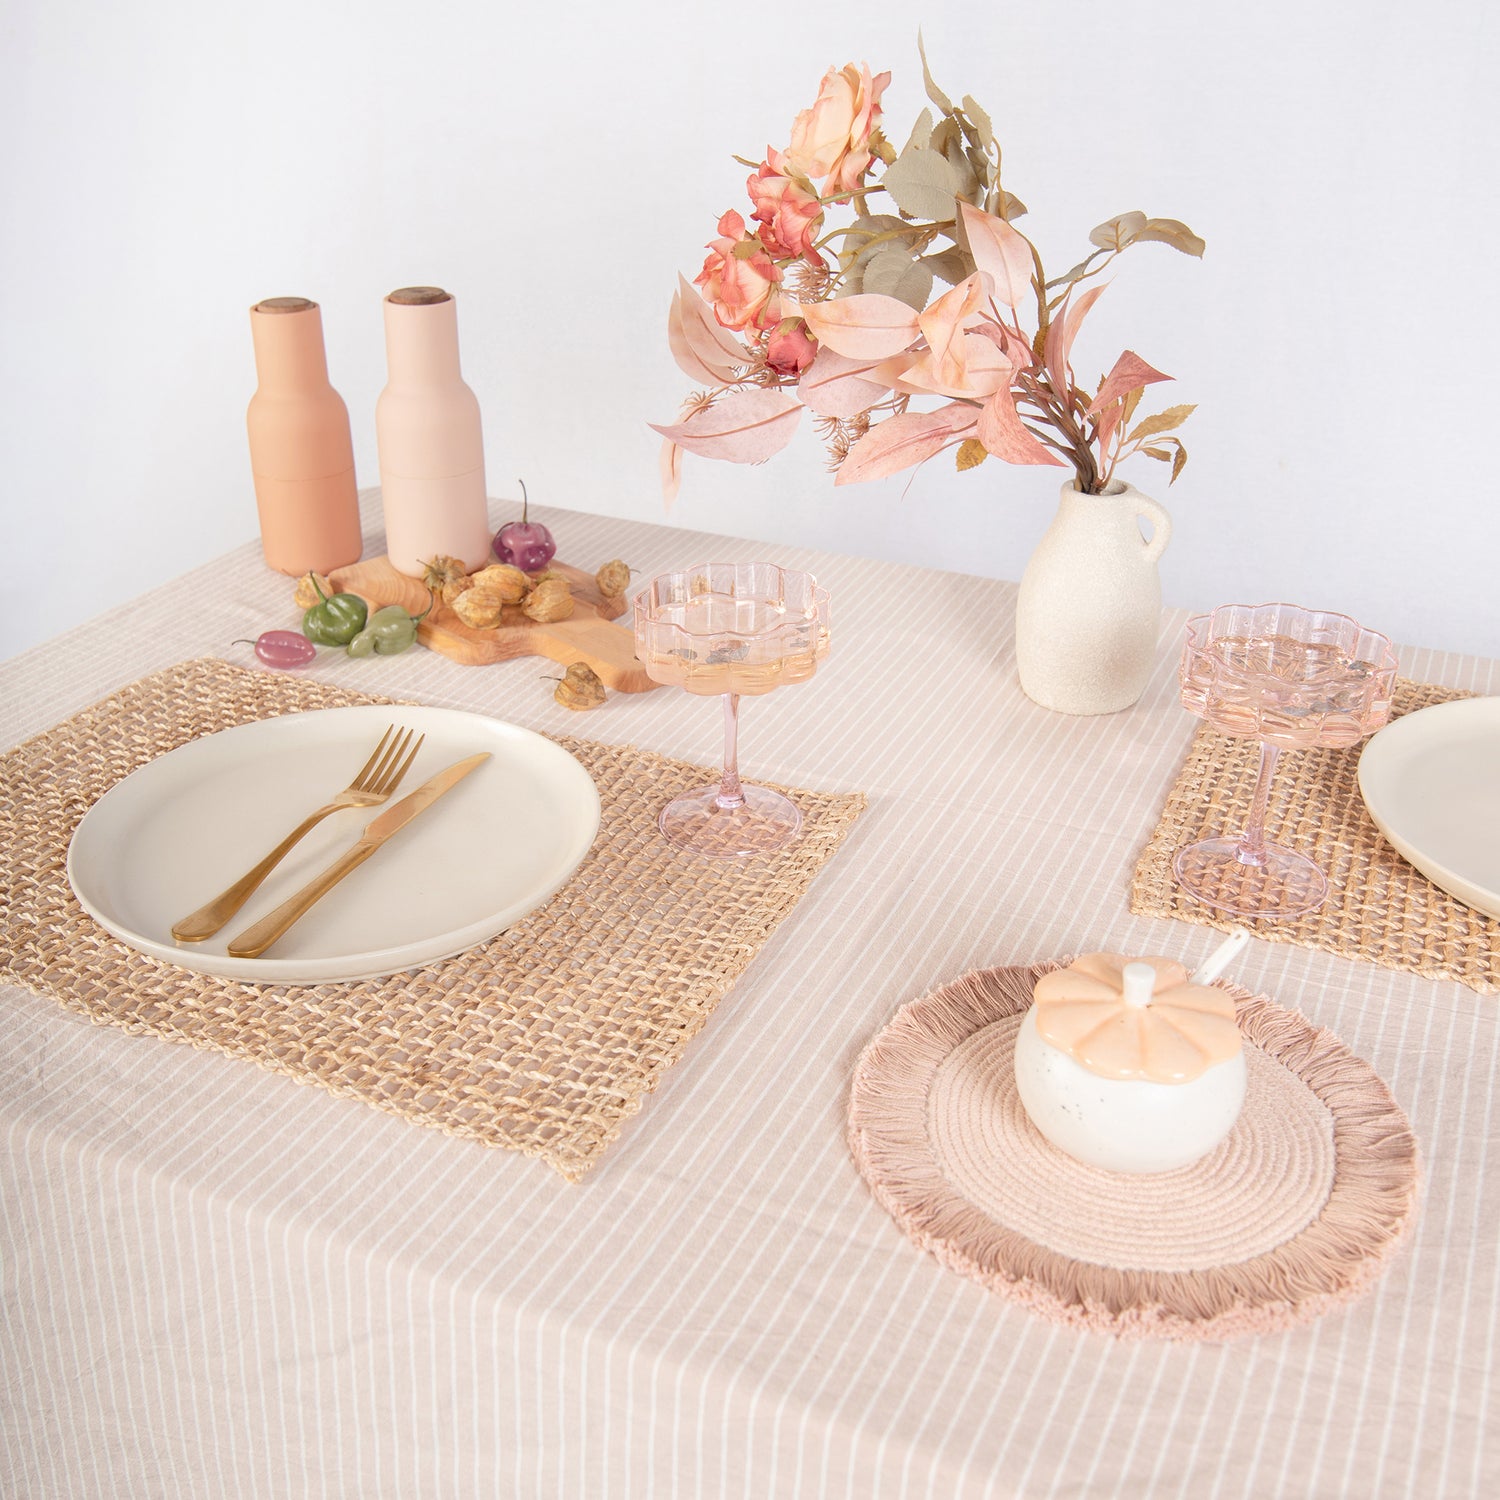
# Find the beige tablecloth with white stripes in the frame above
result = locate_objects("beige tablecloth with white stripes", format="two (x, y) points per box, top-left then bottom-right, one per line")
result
(3, 497), (1496, 1498)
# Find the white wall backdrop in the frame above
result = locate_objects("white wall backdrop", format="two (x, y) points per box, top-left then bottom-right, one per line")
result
(3, 0), (1497, 660)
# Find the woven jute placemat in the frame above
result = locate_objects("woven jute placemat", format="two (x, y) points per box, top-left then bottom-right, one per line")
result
(0, 659), (866, 1180)
(1131, 679), (1499, 994)
(848, 963), (1420, 1341)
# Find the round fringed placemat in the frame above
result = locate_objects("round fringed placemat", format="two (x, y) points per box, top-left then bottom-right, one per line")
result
(848, 962), (1420, 1341)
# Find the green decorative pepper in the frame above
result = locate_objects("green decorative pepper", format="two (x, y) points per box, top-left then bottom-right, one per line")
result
(347, 594), (432, 658)
(301, 574), (368, 646)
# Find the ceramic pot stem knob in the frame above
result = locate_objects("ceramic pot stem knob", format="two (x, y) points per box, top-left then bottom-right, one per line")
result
(375, 286), (492, 578)
(246, 297), (363, 577)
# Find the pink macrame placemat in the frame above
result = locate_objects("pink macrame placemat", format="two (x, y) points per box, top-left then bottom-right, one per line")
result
(848, 962), (1420, 1341)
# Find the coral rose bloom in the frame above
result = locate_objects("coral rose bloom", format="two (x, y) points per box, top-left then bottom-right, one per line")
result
(785, 62), (890, 200)
(747, 147), (825, 265)
(695, 210), (783, 331)
(765, 320), (818, 378)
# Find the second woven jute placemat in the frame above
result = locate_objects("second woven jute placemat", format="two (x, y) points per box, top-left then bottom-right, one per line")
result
(0, 659), (866, 1180)
(1131, 679), (1499, 994)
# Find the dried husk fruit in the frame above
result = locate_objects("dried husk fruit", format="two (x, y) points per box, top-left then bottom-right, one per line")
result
(294, 572), (334, 610)
(552, 662), (605, 711)
(450, 588), (505, 629)
(522, 576), (575, 623)
(421, 555), (470, 603)
(595, 559), (631, 600)
(467, 563), (530, 604)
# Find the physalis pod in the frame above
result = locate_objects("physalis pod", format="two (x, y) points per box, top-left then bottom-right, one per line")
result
(467, 563), (530, 604)
(293, 572), (334, 610)
(595, 559), (631, 601)
(522, 576), (575, 623)
(551, 661), (605, 711)
(450, 588), (505, 629)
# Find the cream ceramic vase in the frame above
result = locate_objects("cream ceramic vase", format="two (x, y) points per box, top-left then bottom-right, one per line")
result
(1015, 480), (1171, 715)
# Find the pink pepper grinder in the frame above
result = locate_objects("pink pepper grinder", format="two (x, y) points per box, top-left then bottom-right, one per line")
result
(246, 297), (364, 576)
(375, 286), (492, 577)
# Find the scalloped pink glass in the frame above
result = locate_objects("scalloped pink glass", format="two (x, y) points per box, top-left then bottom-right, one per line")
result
(1174, 603), (1398, 918)
(633, 563), (831, 857)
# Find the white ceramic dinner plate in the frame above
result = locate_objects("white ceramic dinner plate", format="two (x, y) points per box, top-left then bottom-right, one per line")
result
(1357, 696), (1500, 920)
(66, 705), (600, 983)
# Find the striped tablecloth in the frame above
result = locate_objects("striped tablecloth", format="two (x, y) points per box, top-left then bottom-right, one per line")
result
(3, 497), (1496, 1498)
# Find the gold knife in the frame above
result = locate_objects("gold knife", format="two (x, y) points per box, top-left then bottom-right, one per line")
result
(226, 752), (490, 959)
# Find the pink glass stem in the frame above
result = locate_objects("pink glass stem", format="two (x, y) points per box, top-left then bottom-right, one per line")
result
(716, 693), (745, 810)
(1235, 742), (1280, 868)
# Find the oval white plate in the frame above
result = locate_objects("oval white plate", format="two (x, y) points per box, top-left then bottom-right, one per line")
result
(66, 705), (600, 983)
(1357, 696), (1500, 920)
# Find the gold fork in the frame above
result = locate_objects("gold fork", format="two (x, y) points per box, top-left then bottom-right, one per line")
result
(171, 725), (424, 943)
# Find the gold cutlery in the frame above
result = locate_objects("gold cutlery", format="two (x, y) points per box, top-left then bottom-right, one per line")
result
(226, 752), (490, 959)
(172, 725), (422, 943)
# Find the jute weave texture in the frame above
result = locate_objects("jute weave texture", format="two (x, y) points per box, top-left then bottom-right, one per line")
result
(0, 659), (867, 1179)
(1131, 679), (1499, 994)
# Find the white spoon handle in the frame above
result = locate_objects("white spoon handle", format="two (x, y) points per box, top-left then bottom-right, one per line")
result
(1190, 926), (1251, 984)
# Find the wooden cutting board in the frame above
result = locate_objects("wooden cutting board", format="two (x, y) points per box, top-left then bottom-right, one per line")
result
(328, 556), (658, 693)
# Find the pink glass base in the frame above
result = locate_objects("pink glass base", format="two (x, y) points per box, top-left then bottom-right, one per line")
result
(658, 782), (802, 858)
(1173, 836), (1329, 919)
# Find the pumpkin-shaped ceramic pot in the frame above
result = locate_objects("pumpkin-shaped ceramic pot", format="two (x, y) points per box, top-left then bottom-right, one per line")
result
(1012, 953), (1246, 1174)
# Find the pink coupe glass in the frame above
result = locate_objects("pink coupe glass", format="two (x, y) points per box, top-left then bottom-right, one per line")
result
(633, 563), (831, 857)
(1174, 603), (1398, 918)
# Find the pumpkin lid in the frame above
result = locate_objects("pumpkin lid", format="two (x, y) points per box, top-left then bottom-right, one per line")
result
(1032, 953), (1242, 1083)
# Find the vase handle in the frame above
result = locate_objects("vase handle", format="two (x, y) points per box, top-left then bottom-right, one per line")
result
(1135, 494), (1172, 564)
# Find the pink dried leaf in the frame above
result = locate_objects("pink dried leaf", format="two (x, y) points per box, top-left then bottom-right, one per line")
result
(649, 387), (803, 465)
(834, 403), (978, 486)
(668, 289), (734, 387)
(959, 201), (1035, 311)
(798, 347), (894, 420)
(659, 437), (683, 505)
(1043, 282), (1108, 397)
(1085, 351), (1173, 419)
(917, 273), (987, 389)
(676, 273), (750, 379)
(977, 387), (1066, 467)
(899, 331), (1012, 400)
(972, 318), (1038, 372)
(800, 293), (923, 360)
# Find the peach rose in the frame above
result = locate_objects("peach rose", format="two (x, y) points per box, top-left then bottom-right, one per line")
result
(785, 63), (890, 201)
(765, 319), (818, 378)
(746, 147), (825, 265)
(695, 210), (783, 332)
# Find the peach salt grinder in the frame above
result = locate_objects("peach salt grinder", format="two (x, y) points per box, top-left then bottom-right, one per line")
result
(246, 296), (363, 576)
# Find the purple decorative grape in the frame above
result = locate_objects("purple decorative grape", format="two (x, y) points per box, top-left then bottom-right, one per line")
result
(237, 630), (317, 669)
(491, 478), (557, 573)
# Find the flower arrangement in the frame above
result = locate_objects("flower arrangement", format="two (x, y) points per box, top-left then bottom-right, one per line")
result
(653, 47), (1204, 500)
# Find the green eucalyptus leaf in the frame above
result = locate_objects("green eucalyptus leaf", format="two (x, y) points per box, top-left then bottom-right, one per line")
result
(902, 107), (935, 158)
(838, 214), (920, 272)
(881, 148), (961, 223)
(922, 246), (972, 286)
(961, 95), (995, 153)
(918, 32), (954, 114)
(861, 247), (935, 311)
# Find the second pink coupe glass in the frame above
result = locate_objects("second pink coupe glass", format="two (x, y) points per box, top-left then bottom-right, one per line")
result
(634, 563), (830, 857)
(1175, 603), (1398, 918)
